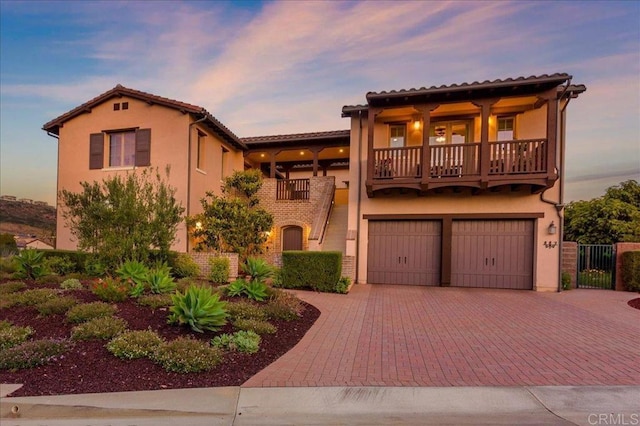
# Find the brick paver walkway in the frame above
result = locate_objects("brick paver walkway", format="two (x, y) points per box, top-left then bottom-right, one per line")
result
(243, 285), (640, 387)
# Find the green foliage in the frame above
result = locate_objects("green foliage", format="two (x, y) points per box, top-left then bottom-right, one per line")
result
(43, 255), (77, 276)
(147, 266), (177, 294)
(84, 256), (107, 277)
(578, 269), (612, 289)
(90, 277), (130, 302)
(66, 302), (117, 324)
(561, 272), (571, 291)
(212, 330), (260, 354)
(60, 278), (84, 290)
(0, 339), (70, 370)
(564, 180), (640, 244)
(137, 294), (173, 309)
(172, 253), (200, 278)
(242, 257), (272, 283)
(151, 337), (223, 373)
(0, 280), (27, 294)
(243, 280), (268, 301)
(14, 288), (58, 306)
(226, 300), (267, 321)
(107, 329), (164, 359)
(208, 257), (230, 283)
(279, 251), (342, 292)
(116, 260), (149, 287)
(13, 249), (47, 280)
(0, 256), (17, 273)
(621, 251), (640, 291)
(71, 316), (128, 340)
(0, 233), (18, 255)
(264, 290), (304, 321)
(59, 167), (185, 271)
(226, 278), (246, 297)
(41, 250), (89, 273)
(35, 274), (63, 285)
(188, 170), (273, 262)
(335, 276), (351, 294)
(233, 318), (277, 335)
(0, 321), (35, 350)
(168, 285), (228, 333)
(36, 296), (78, 316)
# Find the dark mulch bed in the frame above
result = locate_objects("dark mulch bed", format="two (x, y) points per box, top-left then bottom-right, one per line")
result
(0, 280), (320, 397)
(628, 297), (640, 310)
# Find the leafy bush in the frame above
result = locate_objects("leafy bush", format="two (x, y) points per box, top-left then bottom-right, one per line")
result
(226, 300), (267, 321)
(168, 285), (228, 333)
(0, 321), (34, 350)
(279, 251), (342, 292)
(13, 249), (47, 280)
(621, 251), (640, 291)
(71, 316), (128, 340)
(90, 277), (130, 302)
(35, 274), (63, 285)
(84, 256), (107, 277)
(0, 233), (18, 256)
(43, 255), (77, 276)
(60, 278), (84, 290)
(226, 278), (246, 297)
(265, 290), (304, 321)
(66, 302), (117, 324)
(0, 255), (17, 273)
(335, 276), (351, 294)
(0, 292), (21, 309)
(151, 337), (223, 373)
(0, 280), (27, 294)
(233, 318), (277, 335)
(172, 253), (200, 278)
(561, 272), (572, 291)
(208, 257), (230, 284)
(146, 267), (177, 294)
(137, 294), (173, 309)
(0, 339), (70, 370)
(36, 296), (78, 316)
(212, 330), (261, 354)
(107, 329), (164, 359)
(242, 257), (272, 283)
(15, 288), (58, 306)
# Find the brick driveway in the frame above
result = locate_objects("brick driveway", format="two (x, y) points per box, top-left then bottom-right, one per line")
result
(243, 285), (640, 387)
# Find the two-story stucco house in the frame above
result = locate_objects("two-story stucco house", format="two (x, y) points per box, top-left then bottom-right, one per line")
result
(43, 73), (585, 291)
(341, 73), (585, 291)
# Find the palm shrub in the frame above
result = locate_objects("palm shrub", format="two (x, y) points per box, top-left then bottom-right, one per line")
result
(226, 278), (246, 297)
(168, 285), (228, 333)
(244, 280), (268, 301)
(13, 249), (46, 280)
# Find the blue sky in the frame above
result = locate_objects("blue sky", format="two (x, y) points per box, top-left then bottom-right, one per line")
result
(1, 0), (638, 206)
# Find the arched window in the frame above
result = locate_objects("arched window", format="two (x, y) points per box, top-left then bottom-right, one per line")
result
(282, 226), (303, 251)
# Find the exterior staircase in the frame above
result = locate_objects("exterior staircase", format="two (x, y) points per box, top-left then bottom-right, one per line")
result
(322, 204), (348, 254)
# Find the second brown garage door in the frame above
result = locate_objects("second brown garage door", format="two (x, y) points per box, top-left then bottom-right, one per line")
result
(451, 220), (534, 289)
(367, 220), (441, 286)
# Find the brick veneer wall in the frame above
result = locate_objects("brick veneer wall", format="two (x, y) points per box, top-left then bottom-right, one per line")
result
(614, 242), (640, 291)
(561, 241), (577, 289)
(189, 252), (238, 281)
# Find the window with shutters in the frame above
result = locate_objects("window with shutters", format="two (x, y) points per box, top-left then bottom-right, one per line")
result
(109, 131), (136, 167)
(89, 128), (150, 170)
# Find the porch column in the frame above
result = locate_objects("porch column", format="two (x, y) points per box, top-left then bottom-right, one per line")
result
(269, 152), (277, 178)
(472, 99), (499, 186)
(417, 104), (439, 187)
(366, 108), (381, 184)
(310, 148), (321, 177)
(543, 89), (559, 177)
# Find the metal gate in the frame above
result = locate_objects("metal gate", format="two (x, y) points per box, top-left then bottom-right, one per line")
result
(577, 244), (616, 289)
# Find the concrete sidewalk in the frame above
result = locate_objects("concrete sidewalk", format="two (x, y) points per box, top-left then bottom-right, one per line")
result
(2, 385), (639, 425)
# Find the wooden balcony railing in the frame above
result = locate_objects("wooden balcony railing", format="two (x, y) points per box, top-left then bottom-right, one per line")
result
(374, 146), (422, 178)
(488, 139), (546, 174)
(276, 178), (310, 200)
(430, 143), (480, 177)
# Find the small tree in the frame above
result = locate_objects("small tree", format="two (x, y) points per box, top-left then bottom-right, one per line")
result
(0, 233), (18, 256)
(188, 170), (273, 262)
(59, 167), (184, 269)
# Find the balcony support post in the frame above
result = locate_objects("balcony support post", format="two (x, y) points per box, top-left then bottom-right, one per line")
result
(367, 108), (382, 186)
(310, 147), (322, 177)
(541, 89), (558, 178)
(472, 98), (499, 187)
(417, 104), (439, 188)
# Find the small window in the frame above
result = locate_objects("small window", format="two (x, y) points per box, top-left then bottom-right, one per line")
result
(122, 102), (129, 110)
(197, 132), (206, 170)
(389, 124), (406, 148)
(497, 117), (515, 141)
(113, 103), (120, 111)
(109, 131), (136, 167)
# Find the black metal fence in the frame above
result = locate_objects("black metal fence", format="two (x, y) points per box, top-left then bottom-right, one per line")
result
(577, 244), (616, 289)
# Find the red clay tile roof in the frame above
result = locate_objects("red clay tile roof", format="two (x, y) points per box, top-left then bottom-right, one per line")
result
(42, 85), (246, 150)
(242, 130), (350, 146)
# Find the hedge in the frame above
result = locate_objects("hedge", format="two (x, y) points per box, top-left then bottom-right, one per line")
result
(40, 250), (90, 273)
(621, 251), (640, 292)
(279, 251), (342, 293)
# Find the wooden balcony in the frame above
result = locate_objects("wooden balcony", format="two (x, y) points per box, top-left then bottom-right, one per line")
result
(367, 139), (554, 196)
(276, 178), (310, 200)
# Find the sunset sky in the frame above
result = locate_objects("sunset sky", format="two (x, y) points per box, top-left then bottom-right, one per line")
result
(1, 0), (638, 205)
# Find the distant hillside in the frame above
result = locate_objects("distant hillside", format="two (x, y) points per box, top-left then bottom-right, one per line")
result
(0, 200), (56, 242)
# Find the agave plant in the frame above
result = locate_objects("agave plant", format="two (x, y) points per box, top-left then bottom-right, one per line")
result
(168, 285), (228, 333)
(14, 249), (46, 280)
(243, 281), (268, 302)
(116, 260), (149, 287)
(241, 257), (272, 284)
(146, 267), (176, 294)
(226, 278), (246, 297)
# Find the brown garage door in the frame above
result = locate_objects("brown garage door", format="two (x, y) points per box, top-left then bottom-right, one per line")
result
(451, 220), (533, 289)
(367, 220), (441, 286)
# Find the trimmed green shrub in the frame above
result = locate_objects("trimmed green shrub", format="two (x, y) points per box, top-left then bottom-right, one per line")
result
(35, 274), (63, 285)
(90, 277), (130, 302)
(172, 253), (200, 278)
(107, 329), (164, 359)
(208, 257), (230, 284)
(152, 337), (223, 373)
(43, 255), (77, 276)
(14, 249), (46, 280)
(0, 256), (17, 273)
(66, 302), (117, 324)
(40, 250), (89, 273)
(234, 318), (277, 335)
(60, 278), (84, 290)
(36, 296), (78, 316)
(137, 294), (173, 309)
(0, 339), (70, 370)
(71, 316), (128, 340)
(168, 285), (228, 333)
(561, 272), (572, 291)
(335, 276), (351, 294)
(15, 288), (58, 306)
(279, 251), (342, 292)
(226, 300), (267, 321)
(0, 280), (27, 294)
(621, 251), (640, 291)
(265, 289), (304, 321)
(0, 321), (34, 350)
(212, 330), (260, 354)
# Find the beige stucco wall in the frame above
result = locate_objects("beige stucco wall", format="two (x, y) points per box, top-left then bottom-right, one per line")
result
(55, 95), (244, 254)
(346, 106), (562, 292)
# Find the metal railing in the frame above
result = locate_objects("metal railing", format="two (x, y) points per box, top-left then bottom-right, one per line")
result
(577, 244), (615, 289)
(276, 178), (310, 200)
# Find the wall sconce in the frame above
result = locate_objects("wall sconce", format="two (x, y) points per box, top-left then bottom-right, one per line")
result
(544, 241), (558, 249)
(195, 221), (203, 230)
(413, 120), (421, 130)
(548, 221), (557, 235)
